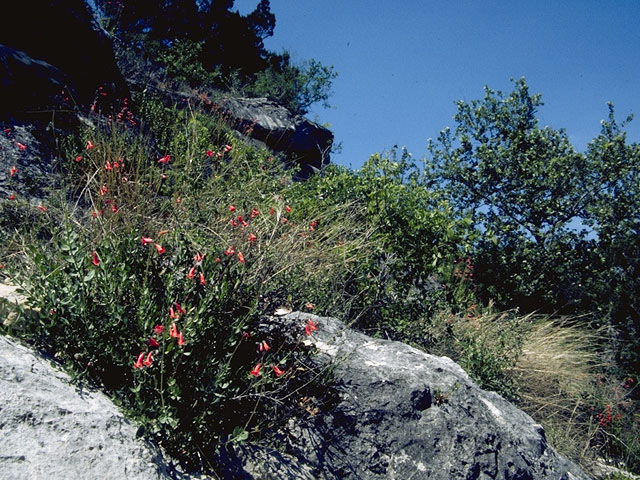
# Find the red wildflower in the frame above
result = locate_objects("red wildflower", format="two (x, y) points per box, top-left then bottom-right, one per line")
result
(199, 272), (206, 286)
(86, 140), (94, 150)
(105, 161), (112, 171)
(242, 331), (251, 341)
(169, 322), (179, 338)
(143, 351), (153, 366)
(230, 219), (238, 227)
(273, 365), (285, 377)
(237, 252), (245, 263)
(187, 266), (196, 279)
(228, 205), (236, 212)
(305, 319), (318, 336)
(223, 144), (233, 153)
(92, 209), (104, 218)
(111, 204), (118, 213)
(169, 306), (178, 320)
(75, 155), (82, 162)
(173, 303), (185, 315)
(224, 246), (235, 256)
(269, 208), (275, 215)
(37, 205), (47, 212)
(215, 257), (221, 263)
(247, 233), (257, 244)
(9, 165), (17, 176)
(153, 325), (164, 335)
(154, 243), (166, 254)
(9, 194), (16, 200)
(92, 251), (100, 266)
(148, 338), (160, 348)
(281, 217), (288, 224)
(16, 142), (27, 151)
(285, 205), (292, 213)
(157, 154), (171, 164)
(99, 185), (108, 196)
(177, 332), (186, 346)
(141, 237), (154, 245)
(306, 303), (314, 311)
(249, 364), (262, 376)
(206, 149), (214, 157)
(133, 352), (145, 369)
(250, 208), (260, 218)
(194, 252), (205, 262)
(259, 341), (270, 352)
(310, 220), (318, 230)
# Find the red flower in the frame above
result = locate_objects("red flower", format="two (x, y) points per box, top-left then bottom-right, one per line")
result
(269, 208), (275, 215)
(141, 237), (154, 245)
(133, 352), (145, 369)
(281, 217), (288, 224)
(8, 194), (15, 200)
(199, 272), (206, 286)
(285, 205), (292, 213)
(194, 252), (204, 262)
(99, 185), (108, 196)
(148, 338), (160, 348)
(37, 205), (47, 212)
(186, 266), (196, 279)
(143, 351), (153, 366)
(16, 142), (27, 151)
(86, 140), (94, 150)
(169, 322), (179, 338)
(247, 233), (257, 244)
(75, 155), (82, 162)
(9, 165), (17, 176)
(259, 341), (270, 352)
(105, 161), (112, 171)
(310, 220), (318, 230)
(215, 257), (221, 263)
(304, 319), (318, 336)
(228, 204), (236, 212)
(111, 204), (118, 213)
(174, 302), (186, 315)
(92, 209), (104, 218)
(206, 149), (214, 157)
(249, 364), (262, 376)
(177, 332), (186, 346)
(92, 251), (100, 266)
(273, 365), (285, 377)
(306, 303), (314, 311)
(153, 325), (164, 335)
(237, 252), (245, 264)
(157, 154), (171, 164)
(154, 243), (166, 254)
(223, 144), (233, 153)
(224, 246), (235, 256)
(250, 208), (260, 218)
(242, 331), (251, 341)
(169, 306), (178, 320)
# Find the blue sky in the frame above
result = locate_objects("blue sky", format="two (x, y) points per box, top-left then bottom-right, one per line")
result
(235, 1), (640, 169)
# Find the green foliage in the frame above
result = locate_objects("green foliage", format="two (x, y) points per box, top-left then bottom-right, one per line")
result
(3, 103), (365, 469)
(246, 52), (337, 114)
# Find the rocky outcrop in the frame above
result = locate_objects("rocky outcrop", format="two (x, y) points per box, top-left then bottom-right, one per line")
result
(0, 284), (589, 479)
(217, 313), (591, 479)
(220, 97), (333, 178)
(0, 0), (128, 121)
(0, 334), (174, 480)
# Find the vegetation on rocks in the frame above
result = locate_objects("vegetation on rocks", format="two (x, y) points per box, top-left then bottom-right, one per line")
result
(0, 1), (638, 476)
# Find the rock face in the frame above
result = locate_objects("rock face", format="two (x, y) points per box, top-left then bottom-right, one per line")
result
(0, 335), (174, 480)
(0, 0), (128, 121)
(217, 313), (591, 480)
(221, 97), (334, 178)
(0, 286), (589, 480)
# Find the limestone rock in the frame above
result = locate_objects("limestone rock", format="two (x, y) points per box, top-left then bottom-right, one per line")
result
(0, 335), (173, 480)
(218, 313), (591, 479)
(221, 97), (333, 178)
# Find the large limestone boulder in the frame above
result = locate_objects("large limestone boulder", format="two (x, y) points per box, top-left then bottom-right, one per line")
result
(216, 313), (591, 479)
(220, 97), (334, 178)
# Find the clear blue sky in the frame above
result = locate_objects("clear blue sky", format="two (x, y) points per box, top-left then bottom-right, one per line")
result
(235, 0), (640, 169)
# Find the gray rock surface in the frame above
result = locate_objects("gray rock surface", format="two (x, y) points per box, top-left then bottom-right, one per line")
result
(0, 335), (172, 480)
(218, 313), (592, 479)
(221, 97), (334, 178)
